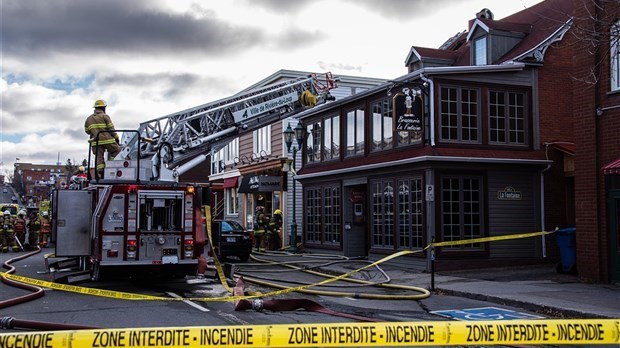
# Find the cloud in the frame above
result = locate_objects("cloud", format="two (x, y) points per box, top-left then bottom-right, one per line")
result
(2, 0), (264, 60)
(344, 0), (475, 20)
(239, 0), (316, 13)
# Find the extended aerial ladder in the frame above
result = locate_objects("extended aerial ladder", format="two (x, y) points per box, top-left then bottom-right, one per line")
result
(109, 72), (337, 181)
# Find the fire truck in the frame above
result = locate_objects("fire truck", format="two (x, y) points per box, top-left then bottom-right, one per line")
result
(50, 73), (336, 282)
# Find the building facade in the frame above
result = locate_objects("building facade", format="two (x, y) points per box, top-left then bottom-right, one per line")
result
(290, 0), (620, 280)
(13, 162), (69, 208)
(209, 70), (386, 247)
(572, 0), (620, 282)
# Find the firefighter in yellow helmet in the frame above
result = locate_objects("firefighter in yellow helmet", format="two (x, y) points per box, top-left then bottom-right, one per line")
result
(85, 99), (121, 178)
(267, 209), (283, 250)
(1, 210), (20, 252)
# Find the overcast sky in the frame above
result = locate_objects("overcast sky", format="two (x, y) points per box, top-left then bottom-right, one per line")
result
(0, 0), (544, 178)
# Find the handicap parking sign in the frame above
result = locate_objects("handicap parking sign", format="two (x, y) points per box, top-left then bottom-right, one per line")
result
(430, 307), (544, 321)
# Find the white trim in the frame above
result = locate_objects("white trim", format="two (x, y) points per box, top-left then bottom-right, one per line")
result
(466, 19), (490, 42)
(295, 156), (550, 180)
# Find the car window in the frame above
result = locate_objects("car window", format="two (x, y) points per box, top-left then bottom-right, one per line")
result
(221, 220), (243, 232)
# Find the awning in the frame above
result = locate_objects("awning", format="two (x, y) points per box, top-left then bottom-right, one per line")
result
(551, 143), (575, 156)
(602, 157), (620, 175)
(223, 177), (238, 188)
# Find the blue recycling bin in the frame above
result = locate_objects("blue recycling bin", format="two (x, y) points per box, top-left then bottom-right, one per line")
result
(555, 227), (576, 273)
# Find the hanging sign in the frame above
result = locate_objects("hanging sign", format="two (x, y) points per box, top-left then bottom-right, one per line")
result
(393, 87), (423, 132)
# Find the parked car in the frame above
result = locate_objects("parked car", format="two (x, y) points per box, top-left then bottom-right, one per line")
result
(210, 220), (253, 262)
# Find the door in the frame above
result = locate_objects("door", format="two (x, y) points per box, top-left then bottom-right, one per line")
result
(608, 190), (620, 283)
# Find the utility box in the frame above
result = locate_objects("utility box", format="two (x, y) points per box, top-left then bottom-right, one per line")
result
(54, 190), (93, 257)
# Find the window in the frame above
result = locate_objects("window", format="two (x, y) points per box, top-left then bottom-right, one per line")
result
(346, 108), (365, 156)
(305, 184), (341, 245)
(397, 178), (424, 249)
(226, 138), (239, 165)
(440, 86), (480, 143)
(306, 121), (321, 163)
(474, 36), (487, 65)
(371, 98), (393, 152)
(212, 148), (225, 175)
(323, 186), (341, 244)
(611, 20), (620, 91)
(372, 181), (394, 248)
(322, 115), (340, 161)
(253, 125), (271, 155)
(489, 91), (527, 145)
(371, 177), (424, 250)
(441, 176), (484, 250)
(225, 187), (239, 215)
(306, 187), (321, 243)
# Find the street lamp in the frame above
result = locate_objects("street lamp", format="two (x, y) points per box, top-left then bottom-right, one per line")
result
(284, 122), (305, 253)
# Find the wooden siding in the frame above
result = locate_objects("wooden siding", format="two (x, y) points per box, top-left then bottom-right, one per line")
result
(487, 169), (541, 258)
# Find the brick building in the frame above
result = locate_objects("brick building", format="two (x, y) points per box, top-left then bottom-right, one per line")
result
(283, 0), (618, 282)
(571, 0), (620, 282)
(13, 163), (69, 207)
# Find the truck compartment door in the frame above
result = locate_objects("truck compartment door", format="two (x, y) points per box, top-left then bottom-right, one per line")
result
(55, 190), (93, 256)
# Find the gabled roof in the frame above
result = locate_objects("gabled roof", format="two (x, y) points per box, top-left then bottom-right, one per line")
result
(406, 0), (573, 67)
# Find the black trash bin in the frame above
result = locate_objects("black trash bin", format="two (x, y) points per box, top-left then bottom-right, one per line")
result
(555, 227), (576, 274)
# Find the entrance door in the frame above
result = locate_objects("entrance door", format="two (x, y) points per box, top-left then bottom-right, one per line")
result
(608, 190), (620, 283)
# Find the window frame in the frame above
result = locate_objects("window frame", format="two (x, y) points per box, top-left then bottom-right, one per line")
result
(439, 175), (485, 251)
(345, 107), (365, 157)
(253, 125), (272, 156)
(474, 36), (488, 66)
(225, 187), (239, 216)
(488, 90), (528, 146)
(439, 85), (481, 144)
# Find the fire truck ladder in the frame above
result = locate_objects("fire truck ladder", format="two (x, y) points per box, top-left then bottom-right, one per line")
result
(119, 72), (336, 180)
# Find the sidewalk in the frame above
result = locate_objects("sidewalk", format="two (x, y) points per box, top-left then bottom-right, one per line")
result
(355, 262), (620, 319)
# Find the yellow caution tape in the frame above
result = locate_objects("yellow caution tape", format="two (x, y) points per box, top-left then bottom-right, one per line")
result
(0, 319), (617, 347)
(203, 205), (233, 293)
(432, 229), (555, 247)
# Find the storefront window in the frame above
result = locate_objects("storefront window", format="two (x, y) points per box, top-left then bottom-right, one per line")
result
(305, 184), (341, 245)
(440, 176), (484, 250)
(225, 187), (238, 216)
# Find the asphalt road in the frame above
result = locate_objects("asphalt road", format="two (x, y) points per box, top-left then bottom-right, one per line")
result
(0, 249), (549, 333)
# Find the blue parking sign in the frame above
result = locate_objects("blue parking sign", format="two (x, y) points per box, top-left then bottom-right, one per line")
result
(430, 307), (544, 321)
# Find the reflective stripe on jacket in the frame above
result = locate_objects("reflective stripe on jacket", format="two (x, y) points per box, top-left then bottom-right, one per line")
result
(85, 109), (119, 145)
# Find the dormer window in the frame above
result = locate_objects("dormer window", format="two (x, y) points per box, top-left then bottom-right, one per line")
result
(474, 36), (487, 65)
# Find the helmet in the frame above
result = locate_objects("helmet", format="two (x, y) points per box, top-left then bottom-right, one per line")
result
(273, 209), (282, 215)
(3, 210), (10, 216)
(18, 209), (26, 216)
(255, 206), (264, 212)
(93, 99), (107, 108)
(78, 165), (85, 172)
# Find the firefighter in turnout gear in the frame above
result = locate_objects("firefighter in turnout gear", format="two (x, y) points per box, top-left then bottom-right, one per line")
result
(1, 210), (20, 252)
(267, 209), (283, 251)
(26, 212), (41, 251)
(39, 211), (51, 247)
(253, 206), (268, 252)
(14, 210), (27, 246)
(85, 99), (121, 178)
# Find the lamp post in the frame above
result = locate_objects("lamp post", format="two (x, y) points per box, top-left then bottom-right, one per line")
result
(284, 122), (305, 253)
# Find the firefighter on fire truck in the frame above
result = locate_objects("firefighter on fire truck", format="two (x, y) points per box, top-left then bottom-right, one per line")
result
(85, 99), (121, 178)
